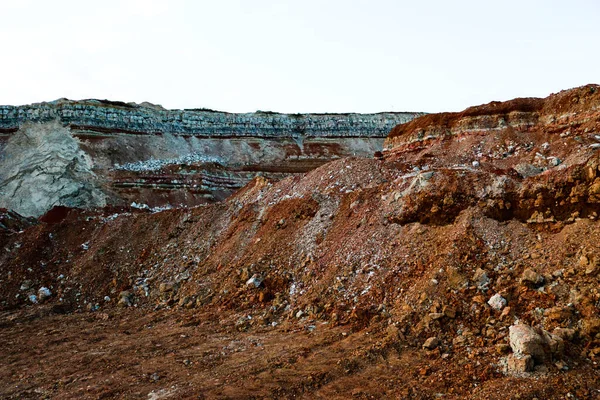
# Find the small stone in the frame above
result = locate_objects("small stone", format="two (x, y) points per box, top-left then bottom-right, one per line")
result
(423, 337), (439, 350)
(246, 274), (264, 288)
(488, 293), (507, 310)
(118, 291), (133, 308)
(452, 335), (466, 346)
(544, 306), (572, 322)
(496, 343), (511, 354)
(541, 330), (564, 357)
(500, 306), (512, 318)
(442, 306), (456, 319)
(552, 269), (564, 278)
(28, 294), (38, 304)
(20, 280), (33, 291)
(472, 160), (480, 167)
(520, 269), (543, 287)
(473, 268), (490, 290)
(509, 323), (563, 363)
(553, 327), (576, 341)
(235, 317), (250, 331)
(429, 312), (445, 320)
(548, 157), (561, 167)
(159, 282), (174, 293)
(578, 255), (589, 267)
(421, 171), (434, 180)
(295, 310), (305, 319)
(554, 360), (568, 371)
(178, 296), (192, 308)
(37, 287), (52, 302)
(506, 354), (534, 374)
(118, 297), (132, 307)
(104, 296), (111, 302)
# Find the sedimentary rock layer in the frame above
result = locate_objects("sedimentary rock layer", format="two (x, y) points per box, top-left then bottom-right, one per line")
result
(384, 84), (600, 162)
(0, 99), (421, 138)
(0, 99), (423, 216)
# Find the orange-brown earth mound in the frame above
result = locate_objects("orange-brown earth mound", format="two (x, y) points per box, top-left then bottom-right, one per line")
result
(1, 86), (600, 399)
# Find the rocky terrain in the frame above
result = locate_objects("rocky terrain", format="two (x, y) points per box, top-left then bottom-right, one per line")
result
(1, 85), (600, 399)
(0, 100), (422, 217)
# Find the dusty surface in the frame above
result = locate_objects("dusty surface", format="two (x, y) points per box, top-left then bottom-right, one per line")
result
(1, 86), (600, 398)
(1, 306), (597, 400)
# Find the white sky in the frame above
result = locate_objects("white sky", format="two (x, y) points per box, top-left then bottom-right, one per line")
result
(1, 0), (599, 113)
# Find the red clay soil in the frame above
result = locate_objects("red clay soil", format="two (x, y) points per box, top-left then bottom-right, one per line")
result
(1, 85), (600, 399)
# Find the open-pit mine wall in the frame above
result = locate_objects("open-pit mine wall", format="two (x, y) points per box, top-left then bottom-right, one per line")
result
(0, 99), (423, 216)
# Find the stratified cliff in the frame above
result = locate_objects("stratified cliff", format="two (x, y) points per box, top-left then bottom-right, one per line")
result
(0, 99), (423, 216)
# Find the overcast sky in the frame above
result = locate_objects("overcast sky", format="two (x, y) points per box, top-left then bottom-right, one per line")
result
(1, 0), (599, 113)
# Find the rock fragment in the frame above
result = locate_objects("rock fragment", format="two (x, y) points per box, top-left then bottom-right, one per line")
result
(544, 306), (572, 322)
(509, 323), (563, 364)
(552, 327), (576, 341)
(37, 287), (52, 302)
(509, 323), (547, 362)
(159, 282), (175, 293)
(473, 268), (490, 290)
(246, 274), (264, 288)
(487, 293), (507, 310)
(422, 337), (439, 350)
(118, 291), (133, 307)
(506, 354), (534, 374)
(520, 269), (543, 287)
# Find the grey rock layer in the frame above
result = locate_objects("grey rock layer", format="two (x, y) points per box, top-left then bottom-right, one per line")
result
(0, 99), (424, 215)
(0, 99), (423, 139)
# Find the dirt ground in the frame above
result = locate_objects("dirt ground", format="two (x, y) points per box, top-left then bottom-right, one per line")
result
(1, 306), (597, 400)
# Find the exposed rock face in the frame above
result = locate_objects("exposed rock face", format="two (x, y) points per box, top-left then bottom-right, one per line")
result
(0, 99), (423, 214)
(0, 121), (107, 217)
(385, 84), (600, 156)
(380, 85), (600, 225)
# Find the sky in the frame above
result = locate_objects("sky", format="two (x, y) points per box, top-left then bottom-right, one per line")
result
(1, 0), (599, 113)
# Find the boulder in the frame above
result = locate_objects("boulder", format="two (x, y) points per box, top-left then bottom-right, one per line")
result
(509, 323), (563, 363)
